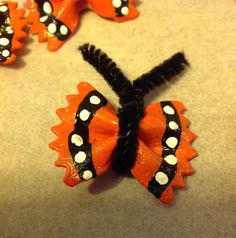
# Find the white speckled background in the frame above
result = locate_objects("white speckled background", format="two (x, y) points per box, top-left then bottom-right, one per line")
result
(0, 1), (236, 237)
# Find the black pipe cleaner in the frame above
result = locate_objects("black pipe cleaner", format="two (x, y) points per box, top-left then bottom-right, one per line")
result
(79, 43), (189, 175)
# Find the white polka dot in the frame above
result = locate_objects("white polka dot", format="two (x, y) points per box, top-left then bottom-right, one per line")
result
(79, 109), (90, 121)
(83, 170), (93, 180)
(89, 95), (101, 105)
(43, 2), (52, 14)
(2, 49), (10, 57)
(48, 23), (57, 34)
(39, 15), (48, 23)
(166, 137), (178, 149)
(164, 155), (178, 165)
(60, 25), (68, 35)
(5, 17), (10, 24)
(0, 38), (9, 46)
(74, 151), (86, 163)
(155, 172), (169, 185)
(0, 5), (8, 12)
(121, 6), (129, 15)
(5, 26), (13, 33)
(7, 29), (14, 34)
(163, 105), (175, 115)
(169, 121), (179, 130)
(112, 0), (122, 8)
(71, 134), (83, 146)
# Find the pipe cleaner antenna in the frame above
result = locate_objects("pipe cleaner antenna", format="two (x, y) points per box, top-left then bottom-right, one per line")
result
(79, 43), (133, 102)
(79, 44), (189, 97)
(133, 52), (189, 95)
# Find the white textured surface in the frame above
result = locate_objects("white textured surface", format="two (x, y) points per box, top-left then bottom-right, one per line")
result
(0, 1), (235, 238)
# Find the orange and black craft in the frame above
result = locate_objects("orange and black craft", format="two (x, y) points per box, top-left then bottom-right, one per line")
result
(0, 1), (27, 64)
(49, 44), (197, 204)
(25, 0), (139, 51)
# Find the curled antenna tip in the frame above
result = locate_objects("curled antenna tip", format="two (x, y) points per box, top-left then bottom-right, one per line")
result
(78, 43), (90, 52)
(173, 52), (190, 66)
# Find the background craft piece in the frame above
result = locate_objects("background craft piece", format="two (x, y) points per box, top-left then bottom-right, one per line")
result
(0, 0), (27, 64)
(25, 0), (139, 51)
(49, 44), (197, 204)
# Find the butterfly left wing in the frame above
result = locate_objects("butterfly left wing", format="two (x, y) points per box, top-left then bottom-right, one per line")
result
(132, 101), (197, 203)
(87, 0), (139, 22)
(49, 82), (119, 186)
(0, 1), (27, 64)
(25, 0), (81, 51)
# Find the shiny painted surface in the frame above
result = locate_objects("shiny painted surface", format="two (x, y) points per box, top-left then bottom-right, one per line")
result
(50, 82), (197, 204)
(0, 1), (27, 64)
(25, 0), (139, 51)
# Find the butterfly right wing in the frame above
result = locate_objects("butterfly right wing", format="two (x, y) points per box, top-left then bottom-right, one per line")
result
(132, 101), (197, 203)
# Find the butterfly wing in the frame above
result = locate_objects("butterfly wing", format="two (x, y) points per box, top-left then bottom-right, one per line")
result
(0, 1), (27, 64)
(49, 82), (119, 186)
(25, 0), (81, 51)
(87, 0), (139, 22)
(132, 101), (197, 203)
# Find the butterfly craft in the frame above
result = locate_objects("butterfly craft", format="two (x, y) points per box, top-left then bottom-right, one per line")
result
(25, 0), (139, 51)
(0, 1), (27, 64)
(49, 43), (197, 204)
